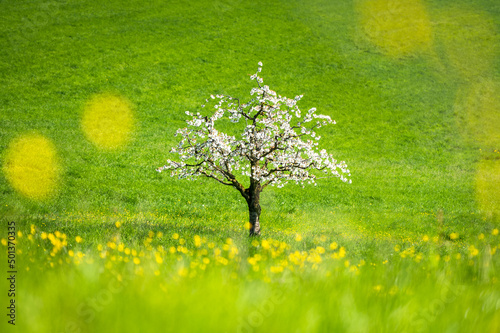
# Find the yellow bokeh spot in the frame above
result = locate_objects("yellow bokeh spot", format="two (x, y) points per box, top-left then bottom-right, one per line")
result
(433, 8), (499, 80)
(357, 0), (432, 57)
(476, 159), (500, 217)
(81, 93), (135, 149)
(3, 134), (61, 200)
(455, 79), (500, 149)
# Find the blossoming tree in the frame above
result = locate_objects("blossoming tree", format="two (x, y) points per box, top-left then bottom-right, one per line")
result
(157, 63), (351, 236)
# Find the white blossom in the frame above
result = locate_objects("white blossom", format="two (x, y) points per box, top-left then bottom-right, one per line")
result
(158, 62), (351, 192)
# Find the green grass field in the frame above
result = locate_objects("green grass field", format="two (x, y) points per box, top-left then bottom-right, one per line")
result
(1, 0), (500, 332)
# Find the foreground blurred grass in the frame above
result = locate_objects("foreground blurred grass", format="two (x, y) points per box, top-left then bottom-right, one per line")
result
(5, 219), (500, 332)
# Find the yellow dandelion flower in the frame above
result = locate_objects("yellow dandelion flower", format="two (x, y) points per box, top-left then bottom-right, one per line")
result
(118, 243), (124, 252)
(75, 236), (83, 243)
(338, 247), (346, 258)
(330, 242), (338, 250)
(208, 242), (215, 249)
(270, 266), (284, 273)
(449, 233), (459, 240)
(295, 234), (302, 242)
(478, 233), (485, 240)
(316, 246), (325, 254)
(261, 240), (270, 250)
(155, 254), (163, 264)
(115, 221), (121, 228)
(194, 235), (201, 248)
(203, 257), (210, 265)
(422, 235), (429, 242)
(107, 242), (116, 250)
(172, 233), (179, 240)
(30, 225), (36, 234)
(148, 230), (155, 238)
(492, 229), (499, 236)
(97, 244), (103, 251)
(131, 249), (137, 256)
(133, 257), (140, 265)
(157, 231), (163, 238)
(124, 248), (131, 255)
(68, 250), (74, 257)
(251, 239), (260, 247)
(41, 232), (47, 240)
(455, 253), (461, 260)
(77, 252), (84, 258)
(179, 238), (186, 245)
(344, 260), (350, 267)
(1, 239), (6, 246)
(394, 245), (401, 252)
(469, 245), (479, 257)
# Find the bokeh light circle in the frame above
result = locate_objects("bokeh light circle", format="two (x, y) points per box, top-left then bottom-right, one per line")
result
(434, 8), (499, 80)
(81, 93), (135, 150)
(3, 133), (61, 200)
(357, 0), (432, 57)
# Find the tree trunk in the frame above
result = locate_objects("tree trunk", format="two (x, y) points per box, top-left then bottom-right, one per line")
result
(246, 182), (262, 236)
(248, 199), (261, 236)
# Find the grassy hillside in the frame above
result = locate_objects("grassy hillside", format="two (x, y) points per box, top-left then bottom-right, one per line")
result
(1, 0), (499, 332)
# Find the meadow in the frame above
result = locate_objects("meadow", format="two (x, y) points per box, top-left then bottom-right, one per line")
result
(1, 0), (499, 332)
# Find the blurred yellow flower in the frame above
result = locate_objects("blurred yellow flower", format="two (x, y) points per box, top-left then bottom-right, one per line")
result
(330, 242), (338, 250)
(133, 257), (141, 265)
(295, 234), (302, 242)
(194, 235), (202, 248)
(492, 229), (499, 236)
(449, 233), (459, 240)
(115, 221), (121, 228)
(75, 236), (83, 243)
(469, 245), (479, 257)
